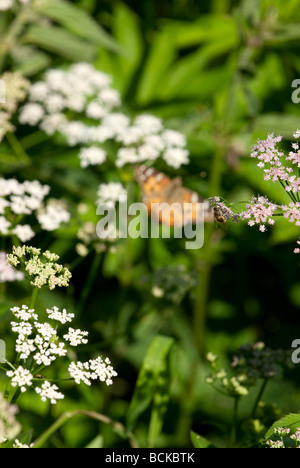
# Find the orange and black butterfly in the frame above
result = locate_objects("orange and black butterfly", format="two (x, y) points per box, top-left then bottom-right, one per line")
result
(135, 165), (217, 228)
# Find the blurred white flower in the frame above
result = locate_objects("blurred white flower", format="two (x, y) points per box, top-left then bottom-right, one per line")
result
(37, 203), (70, 232)
(97, 182), (127, 206)
(20, 64), (190, 171)
(0, 393), (21, 444)
(0, 178), (69, 243)
(12, 225), (35, 243)
(79, 147), (107, 168)
(0, 252), (24, 283)
(0, 0), (13, 10)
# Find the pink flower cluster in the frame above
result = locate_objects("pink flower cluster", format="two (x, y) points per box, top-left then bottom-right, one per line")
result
(281, 202), (300, 227)
(251, 131), (300, 194)
(294, 239), (300, 254)
(241, 196), (277, 232)
(286, 130), (300, 168)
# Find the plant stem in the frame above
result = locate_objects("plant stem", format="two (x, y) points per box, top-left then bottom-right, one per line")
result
(229, 396), (240, 448)
(251, 379), (269, 419)
(30, 287), (39, 310)
(5, 132), (31, 166)
(193, 142), (226, 355)
(0, 8), (31, 73)
(78, 253), (102, 313)
(33, 410), (139, 449)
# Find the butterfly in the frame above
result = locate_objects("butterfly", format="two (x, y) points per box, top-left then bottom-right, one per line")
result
(135, 165), (217, 228)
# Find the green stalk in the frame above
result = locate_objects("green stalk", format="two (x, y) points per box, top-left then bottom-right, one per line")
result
(29, 287), (39, 310)
(193, 143), (226, 354)
(33, 410), (138, 449)
(251, 379), (269, 419)
(78, 253), (102, 313)
(0, 7), (31, 73)
(229, 396), (240, 448)
(5, 132), (31, 166)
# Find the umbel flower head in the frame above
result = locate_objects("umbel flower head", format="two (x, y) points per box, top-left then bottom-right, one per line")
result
(19, 63), (190, 170)
(7, 246), (72, 290)
(265, 427), (300, 448)
(0, 177), (70, 243)
(0, 71), (29, 142)
(0, 392), (21, 444)
(206, 342), (294, 398)
(230, 342), (293, 380)
(4, 304), (117, 406)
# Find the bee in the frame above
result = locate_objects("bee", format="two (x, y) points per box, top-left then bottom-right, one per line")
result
(213, 206), (226, 224)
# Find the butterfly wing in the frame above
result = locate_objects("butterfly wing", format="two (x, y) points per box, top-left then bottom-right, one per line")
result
(135, 165), (214, 227)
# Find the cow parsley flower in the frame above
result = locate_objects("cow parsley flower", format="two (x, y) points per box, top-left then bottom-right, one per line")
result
(63, 328), (89, 347)
(0, 178), (70, 243)
(79, 147), (107, 168)
(6, 367), (33, 393)
(0, 0), (31, 10)
(5, 302), (117, 405)
(6, 246), (72, 290)
(13, 440), (33, 449)
(0, 252), (24, 283)
(0, 0), (14, 10)
(46, 306), (74, 324)
(97, 182), (127, 207)
(68, 362), (93, 386)
(37, 201), (70, 232)
(19, 63), (190, 170)
(35, 382), (64, 405)
(0, 393), (21, 444)
(68, 359), (117, 387)
(0, 71), (29, 142)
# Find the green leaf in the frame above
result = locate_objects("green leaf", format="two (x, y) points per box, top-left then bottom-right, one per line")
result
(34, 0), (119, 52)
(268, 23), (300, 43)
(265, 413), (300, 440)
(85, 435), (104, 448)
(136, 31), (176, 105)
(113, 3), (144, 93)
(190, 431), (214, 448)
(23, 25), (97, 62)
(270, 216), (300, 245)
(126, 335), (174, 447)
(13, 50), (51, 76)
(159, 44), (234, 100)
(164, 15), (238, 48)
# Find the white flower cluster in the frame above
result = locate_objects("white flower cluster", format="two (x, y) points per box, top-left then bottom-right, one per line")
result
(0, 178), (70, 243)
(0, 71), (30, 142)
(13, 440), (33, 449)
(0, 0), (30, 11)
(266, 427), (300, 448)
(0, 392), (21, 445)
(96, 182), (127, 207)
(68, 357), (117, 387)
(6, 304), (117, 404)
(19, 63), (190, 170)
(7, 246), (72, 290)
(0, 252), (24, 283)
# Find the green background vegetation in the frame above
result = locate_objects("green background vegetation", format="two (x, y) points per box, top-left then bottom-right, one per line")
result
(0, 0), (300, 448)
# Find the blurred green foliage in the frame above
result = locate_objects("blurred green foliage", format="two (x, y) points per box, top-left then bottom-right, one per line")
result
(0, 0), (300, 449)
